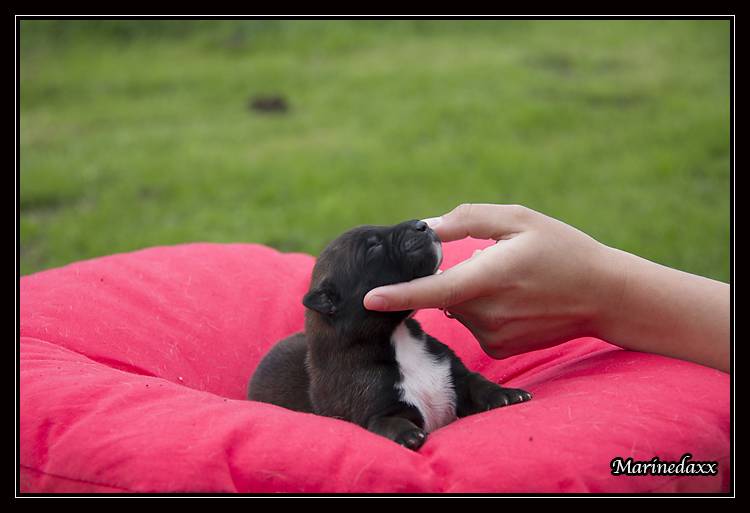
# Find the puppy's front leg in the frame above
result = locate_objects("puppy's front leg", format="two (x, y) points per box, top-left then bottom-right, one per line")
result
(367, 414), (427, 450)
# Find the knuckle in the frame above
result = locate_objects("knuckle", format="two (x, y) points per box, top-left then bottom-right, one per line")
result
(452, 203), (475, 221)
(392, 293), (411, 310)
(508, 204), (534, 222)
(439, 284), (464, 310)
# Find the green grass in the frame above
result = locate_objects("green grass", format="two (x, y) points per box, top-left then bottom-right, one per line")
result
(20, 20), (730, 281)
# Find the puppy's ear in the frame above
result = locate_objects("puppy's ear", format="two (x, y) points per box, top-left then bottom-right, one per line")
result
(302, 282), (339, 316)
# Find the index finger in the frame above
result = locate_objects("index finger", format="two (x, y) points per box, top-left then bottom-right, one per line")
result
(431, 203), (533, 242)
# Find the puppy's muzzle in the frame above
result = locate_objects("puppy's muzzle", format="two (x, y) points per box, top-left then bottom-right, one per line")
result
(401, 220), (443, 273)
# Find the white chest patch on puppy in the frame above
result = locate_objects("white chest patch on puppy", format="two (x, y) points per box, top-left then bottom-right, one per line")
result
(391, 322), (457, 432)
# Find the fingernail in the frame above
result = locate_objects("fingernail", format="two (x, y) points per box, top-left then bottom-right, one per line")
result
(365, 295), (388, 311)
(422, 216), (443, 228)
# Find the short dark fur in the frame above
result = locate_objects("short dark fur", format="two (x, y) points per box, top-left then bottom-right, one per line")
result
(248, 220), (531, 450)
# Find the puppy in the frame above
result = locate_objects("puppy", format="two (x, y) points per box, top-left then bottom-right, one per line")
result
(248, 220), (531, 450)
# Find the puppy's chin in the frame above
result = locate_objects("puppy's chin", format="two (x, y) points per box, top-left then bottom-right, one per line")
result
(403, 251), (442, 283)
(411, 240), (443, 278)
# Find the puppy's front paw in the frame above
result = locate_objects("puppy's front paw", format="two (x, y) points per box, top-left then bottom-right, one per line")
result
(489, 387), (532, 409)
(476, 385), (532, 411)
(395, 428), (427, 450)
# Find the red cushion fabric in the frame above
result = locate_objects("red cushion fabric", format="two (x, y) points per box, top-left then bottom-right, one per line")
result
(19, 240), (730, 493)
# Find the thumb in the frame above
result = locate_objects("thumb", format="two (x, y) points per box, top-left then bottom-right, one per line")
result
(430, 203), (532, 242)
(363, 257), (485, 312)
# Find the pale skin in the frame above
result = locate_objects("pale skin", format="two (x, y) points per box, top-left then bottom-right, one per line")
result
(364, 204), (730, 373)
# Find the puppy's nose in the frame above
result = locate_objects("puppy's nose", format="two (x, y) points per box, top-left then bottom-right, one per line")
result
(413, 220), (428, 232)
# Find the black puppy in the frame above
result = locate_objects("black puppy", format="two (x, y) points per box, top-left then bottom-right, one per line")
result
(248, 220), (531, 450)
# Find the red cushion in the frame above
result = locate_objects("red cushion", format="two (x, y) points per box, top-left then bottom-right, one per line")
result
(19, 240), (730, 493)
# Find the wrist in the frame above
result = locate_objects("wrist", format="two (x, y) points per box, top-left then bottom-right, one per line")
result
(587, 244), (636, 341)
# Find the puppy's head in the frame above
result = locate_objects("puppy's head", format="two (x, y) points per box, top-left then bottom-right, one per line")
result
(303, 220), (442, 332)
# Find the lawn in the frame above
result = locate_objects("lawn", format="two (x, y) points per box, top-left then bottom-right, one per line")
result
(19, 20), (731, 282)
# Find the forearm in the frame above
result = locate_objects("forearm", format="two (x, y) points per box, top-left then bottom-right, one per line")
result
(595, 247), (730, 373)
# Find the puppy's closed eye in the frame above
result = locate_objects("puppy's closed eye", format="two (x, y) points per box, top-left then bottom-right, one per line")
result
(366, 236), (382, 254)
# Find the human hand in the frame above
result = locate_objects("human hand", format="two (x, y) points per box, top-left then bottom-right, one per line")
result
(363, 204), (620, 359)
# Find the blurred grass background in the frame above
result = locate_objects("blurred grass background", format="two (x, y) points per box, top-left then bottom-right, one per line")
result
(20, 20), (730, 281)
